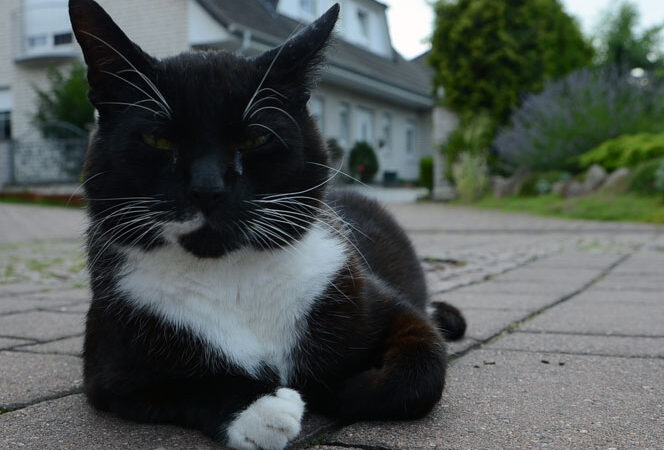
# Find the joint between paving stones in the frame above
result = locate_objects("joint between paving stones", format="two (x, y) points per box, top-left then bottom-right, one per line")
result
(447, 252), (634, 363)
(2, 388), (83, 414)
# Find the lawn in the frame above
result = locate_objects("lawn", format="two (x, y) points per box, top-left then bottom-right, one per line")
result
(473, 194), (664, 224)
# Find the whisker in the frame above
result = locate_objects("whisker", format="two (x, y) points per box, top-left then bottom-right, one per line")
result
(247, 123), (288, 148)
(248, 106), (300, 131)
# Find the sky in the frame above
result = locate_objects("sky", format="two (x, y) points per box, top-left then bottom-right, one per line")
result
(381, 0), (664, 59)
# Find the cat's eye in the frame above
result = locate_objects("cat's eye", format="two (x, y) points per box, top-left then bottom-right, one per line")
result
(238, 134), (270, 151)
(142, 134), (173, 151)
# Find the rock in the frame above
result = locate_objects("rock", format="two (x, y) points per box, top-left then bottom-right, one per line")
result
(552, 181), (566, 196)
(562, 180), (585, 197)
(492, 169), (530, 197)
(582, 164), (608, 193)
(600, 167), (631, 193)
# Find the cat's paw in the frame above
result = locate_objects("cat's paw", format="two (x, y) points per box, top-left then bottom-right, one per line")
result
(225, 388), (305, 450)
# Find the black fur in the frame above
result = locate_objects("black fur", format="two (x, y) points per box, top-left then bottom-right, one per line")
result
(70, 0), (466, 446)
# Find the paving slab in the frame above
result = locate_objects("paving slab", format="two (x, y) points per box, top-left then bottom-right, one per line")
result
(0, 393), (338, 450)
(568, 289), (663, 306)
(0, 297), (83, 315)
(526, 252), (625, 269)
(0, 351), (82, 410)
(0, 204), (86, 244)
(591, 275), (664, 292)
(0, 310), (84, 341)
(434, 291), (558, 312)
(17, 335), (84, 356)
(439, 307), (531, 342)
(0, 336), (34, 349)
(327, 349), (664, 450)
(488, 331), (664, 358)
(446, 280), (580, 297)
(519, 298), (664, 336)
(489, 267), (601, 283)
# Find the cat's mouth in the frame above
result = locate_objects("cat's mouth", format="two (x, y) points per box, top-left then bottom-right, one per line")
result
(161, 213), (206, 244)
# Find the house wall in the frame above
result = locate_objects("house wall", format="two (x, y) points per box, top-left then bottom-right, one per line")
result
(9, 0), (189, 139)
(313, 82), (430, 181)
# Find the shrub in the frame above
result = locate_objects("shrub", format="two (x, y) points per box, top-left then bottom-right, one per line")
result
(452, 152), (489, 202)
(442, 113), (495, 181)
(629, 157), (664, 195)
(578, 133), (664, 170)
(494, 66), (664, 173)
(419, 156), (434, 193)
(349, 141), (378, 183)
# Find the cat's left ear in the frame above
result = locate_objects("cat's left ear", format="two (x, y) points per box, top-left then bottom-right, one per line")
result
(254, 3), (340, 101)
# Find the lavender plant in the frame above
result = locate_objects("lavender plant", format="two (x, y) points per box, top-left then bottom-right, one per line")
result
(494, 66), (664, 172)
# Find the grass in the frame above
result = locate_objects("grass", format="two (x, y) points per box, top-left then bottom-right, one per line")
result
(473, 194), (664, 224)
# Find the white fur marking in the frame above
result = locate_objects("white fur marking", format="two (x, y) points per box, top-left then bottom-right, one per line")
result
(160, 213), (205, 244)
(116, 224), (347, 381)
(226, 388), (305, 450)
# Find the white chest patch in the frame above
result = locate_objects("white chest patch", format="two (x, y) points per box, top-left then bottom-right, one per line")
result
(115, 224), (347, 382)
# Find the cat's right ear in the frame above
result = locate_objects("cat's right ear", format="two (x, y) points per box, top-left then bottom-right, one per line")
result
(69, 0), (154, 100)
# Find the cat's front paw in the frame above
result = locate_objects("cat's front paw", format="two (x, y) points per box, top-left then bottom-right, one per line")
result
(226, 388), (305, 450)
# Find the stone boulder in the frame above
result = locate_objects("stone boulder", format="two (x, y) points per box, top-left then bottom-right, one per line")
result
(582, 164), (608, 192)
(492, 168), (530, 197)
(600, 167), (631, 193)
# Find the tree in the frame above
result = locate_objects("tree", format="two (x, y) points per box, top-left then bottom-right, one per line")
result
(593, 1), (664, 73)
(429, 0), (593, 124)
(33, 61), (94, 138)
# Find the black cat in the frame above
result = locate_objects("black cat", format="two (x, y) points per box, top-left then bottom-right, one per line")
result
(70, 1), (466, 448)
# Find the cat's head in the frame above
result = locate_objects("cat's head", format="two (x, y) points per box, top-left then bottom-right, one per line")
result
(70, 0), (339, 258)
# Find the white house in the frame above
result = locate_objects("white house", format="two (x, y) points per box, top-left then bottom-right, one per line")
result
(0, 0), (451, 185)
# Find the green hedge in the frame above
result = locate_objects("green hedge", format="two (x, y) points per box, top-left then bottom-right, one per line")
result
(579, 133), (664, 170)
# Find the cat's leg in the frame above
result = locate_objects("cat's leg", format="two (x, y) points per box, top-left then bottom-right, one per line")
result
(329, 305), (448, 421)
(87, 376), (304, 449)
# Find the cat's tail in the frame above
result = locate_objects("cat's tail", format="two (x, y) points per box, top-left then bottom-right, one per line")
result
(429, 302), (466, 341)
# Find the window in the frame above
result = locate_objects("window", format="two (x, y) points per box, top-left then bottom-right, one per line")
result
(380, 113), (392, 155)
(54, 32), (73, 46)
(356, 107), (374, 146)
(338, 103), (350, 148)
(0, 112), (11, 140)
(28, 35), (47, 48)
(357, 9), (369, 38)
(405, 120), (416, 158)
(309, 96), (325, 132)
(300, 0), (315, 15)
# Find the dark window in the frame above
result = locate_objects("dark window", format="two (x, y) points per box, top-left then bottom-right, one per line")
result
(28, 35), (47, 48)
(0, 112), (11, 140)
(54, 32), (73, 46)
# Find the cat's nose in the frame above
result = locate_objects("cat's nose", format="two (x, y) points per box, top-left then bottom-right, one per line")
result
(189, 186), (224, 212)
(189, 155), (226, 212)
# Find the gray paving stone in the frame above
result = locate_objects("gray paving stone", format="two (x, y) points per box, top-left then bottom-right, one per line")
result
(328, 350), (664, 450)
(0, 311), (84, 341)
(0, 297), (82, 315)
(0, 393), (336, 450)
(42, 302), (90, 314)
(488, 331), (664, 358)
(528, 252), (625, 269)
(448, 280), (577, 296)
(434, 291), (558, 312)
(18, 335), (84, 356)
(0, 394), (219, 449)
(519, 300), (664, 336)
(441, 307), (531, 342)
(490, 267), (600, 283)
(0, 337), (34, 350)
(0, 351), (82, 410)
(0, 204), (86, 244)
(570, 289), (663, 306)
(592, 275), (664, 292)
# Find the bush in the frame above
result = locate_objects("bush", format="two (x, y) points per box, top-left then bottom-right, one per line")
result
(419, 156), (434, 193)
(442, 113), (495, 181)
(578, 133), (664, 170)
(494, 66), (664, 173)
(349, 141), (378, 183)
(629, 157), (664, 194)
(452, 152), (489, 202)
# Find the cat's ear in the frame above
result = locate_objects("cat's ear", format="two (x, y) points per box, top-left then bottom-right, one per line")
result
(69, 0), (155, 101)
(254, 3), (340, 101)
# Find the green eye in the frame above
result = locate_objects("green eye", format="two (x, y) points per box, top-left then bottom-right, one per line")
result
(238, 134), (269, 151)
(142, 134), (173, 151)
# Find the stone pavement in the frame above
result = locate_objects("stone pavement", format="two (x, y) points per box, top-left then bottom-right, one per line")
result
(1, 202), (662, 449)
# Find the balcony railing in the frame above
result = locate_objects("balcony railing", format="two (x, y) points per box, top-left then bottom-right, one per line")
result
(13, 1), (77, 62)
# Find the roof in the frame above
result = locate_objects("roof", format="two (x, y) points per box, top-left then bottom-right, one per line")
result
(195, 0), (433, 102)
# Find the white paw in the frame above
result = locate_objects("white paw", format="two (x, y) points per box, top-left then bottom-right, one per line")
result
(226, 388), (305, 450)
